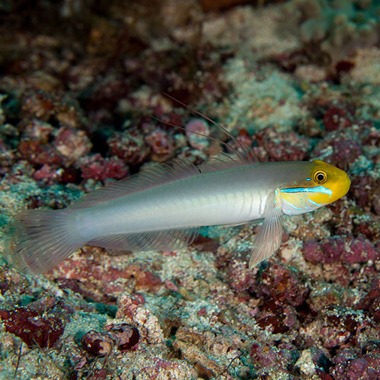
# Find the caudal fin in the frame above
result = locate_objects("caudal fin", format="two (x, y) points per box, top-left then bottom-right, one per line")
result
(4, 209), (83, 274)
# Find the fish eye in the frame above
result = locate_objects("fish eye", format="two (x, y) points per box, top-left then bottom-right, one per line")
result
(313, 170), (327, 184)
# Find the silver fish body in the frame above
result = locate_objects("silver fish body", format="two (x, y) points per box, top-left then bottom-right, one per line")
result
(77, 162), (297, 238)
(4, 157), (350, 274)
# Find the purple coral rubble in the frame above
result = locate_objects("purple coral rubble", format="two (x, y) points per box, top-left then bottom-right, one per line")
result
(79, 154), (128, 181)
(0, 1), (380, 379)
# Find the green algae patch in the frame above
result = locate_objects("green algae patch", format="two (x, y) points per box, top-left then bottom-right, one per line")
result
(62, 311), (108, 344)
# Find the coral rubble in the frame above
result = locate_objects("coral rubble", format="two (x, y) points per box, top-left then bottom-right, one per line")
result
(0, 1), (379, 379)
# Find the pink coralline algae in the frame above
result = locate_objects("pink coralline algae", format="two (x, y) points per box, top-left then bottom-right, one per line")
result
(19, 136), (63, 166)
(254, 264), (309, 307)
(0, 306), (65, 348)
(323, 105), (353, 132)
(319, 308), (366, 349)
(22, 119), (54, 141)
(82, 77), (129, 115)
(312, 130), (363, 170)
(254, 127), (310, 161)
(81, 330), (114, 357)
(256, 300), (299, 334)
(78, 153), (129, 181)
(20, 88), (83, 129)
(308, 283), (346, 313)
(108, 127), (150, 165)
(106, 323), (140, 351)
(354, 220), (380, 246)
(54, 127), (92, 164)
(356, 278), (380, 323)
(33, 164), (60, 183)
(231, 129), (255, 157)
(145, 128), (175, 162)
(185, 118), (210, 151)
(224, 256), (256, 293)
(138, 357), (197, 380)
(330, 348), (380, 380)
(350, 175), (380, 215)
(20, 89), (56, 121)
(250, 341), (299, 377)
(55, 253), (162, 302)
(303, 235), (378, 266)
(81, 324), (140, 357)
(116, 293), (164, 345)
(248, 264), (308, 333)
(18, 121), (91, 169)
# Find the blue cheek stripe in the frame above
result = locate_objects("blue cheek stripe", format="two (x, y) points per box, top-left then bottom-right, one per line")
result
(307, 198), (321, 207)
(282, 197), (302, 211)
(280, 185), (332, 196)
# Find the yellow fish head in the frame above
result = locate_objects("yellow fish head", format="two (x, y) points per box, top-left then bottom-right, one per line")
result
(279, 160), (351, 215)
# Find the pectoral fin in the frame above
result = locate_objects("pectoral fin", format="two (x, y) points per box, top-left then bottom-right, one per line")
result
(249, 191), (283, 269)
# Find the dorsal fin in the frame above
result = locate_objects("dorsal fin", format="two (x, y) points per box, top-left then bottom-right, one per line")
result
(69, 154), (249, 210)
(198, 153), (252, 172)
(69, 159), (199, 210)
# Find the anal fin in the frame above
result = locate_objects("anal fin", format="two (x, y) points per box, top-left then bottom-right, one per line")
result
(87, 228), (199, 252)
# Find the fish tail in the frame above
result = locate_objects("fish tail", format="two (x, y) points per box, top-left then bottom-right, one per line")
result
(4, 209), (83, 274)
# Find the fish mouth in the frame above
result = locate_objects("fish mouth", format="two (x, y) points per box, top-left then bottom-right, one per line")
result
(328, 171), (351, 202)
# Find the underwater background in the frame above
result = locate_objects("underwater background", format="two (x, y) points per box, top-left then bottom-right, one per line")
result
(0, 0), (379, 378)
